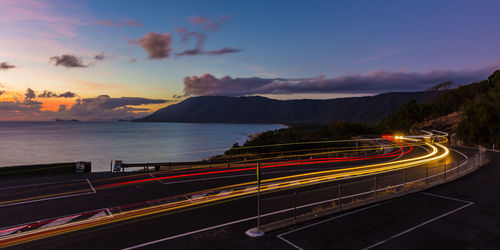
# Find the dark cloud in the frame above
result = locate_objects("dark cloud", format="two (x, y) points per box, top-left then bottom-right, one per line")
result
(94, 53), (107, 61)
(0, 91), (4, 96)
(98, 19), (142, 27)
(188, 15), (230, 31)
(79, 95), (170, 110)
(177, 31), (242, 56)
(205, 47), (243, 55)
(38, 90), (77, 98)
(25, 88), (36, 99)
(50, 54), (87, 68)
(183, 64), (500, 96)
(133, 32), (172, 59)
(58, 91), (77, 98)
(0, 62), (16, 71)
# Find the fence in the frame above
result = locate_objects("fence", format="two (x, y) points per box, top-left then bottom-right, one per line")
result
(256, 150), (489, 232)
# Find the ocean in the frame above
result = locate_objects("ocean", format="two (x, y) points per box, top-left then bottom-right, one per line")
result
(0, 122), (284, 172)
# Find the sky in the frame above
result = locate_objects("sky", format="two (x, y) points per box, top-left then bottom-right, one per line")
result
(1, 0), (499, 121)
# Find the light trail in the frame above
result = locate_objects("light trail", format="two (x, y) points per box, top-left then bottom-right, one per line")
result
(0, 137), (408, 207)
(0, 137), (449, 248)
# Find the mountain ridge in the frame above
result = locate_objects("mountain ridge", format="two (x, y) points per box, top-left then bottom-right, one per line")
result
(135, 91), (438, 124)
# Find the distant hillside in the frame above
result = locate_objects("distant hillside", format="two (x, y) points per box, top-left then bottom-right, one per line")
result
(136, 92), (438, 124)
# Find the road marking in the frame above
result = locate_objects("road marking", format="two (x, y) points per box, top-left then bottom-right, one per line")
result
(88, 211), (107, 220)
(451, 148), (469, 160)
(0, 192), (94, 208)
(0, 179), (86, 190)
(123, 196), (384, 250)
(277, 203), (383, 250)
(363, 193), (473, 249)
(0, 225), (26, 237)
(86, 179), (96, 193)
(40, 215), (80, 229)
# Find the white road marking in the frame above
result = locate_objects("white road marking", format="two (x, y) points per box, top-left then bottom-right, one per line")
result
(86, 179), (96, 193)
(452, 148), (469, 160)
(88, 211), (107, 220)
(0, 192), (94, 208)
(0, 179), (86, 190)
(0, 225), (27, 237)
(363, 194), (473, 249)
(40, 214), (80, 229)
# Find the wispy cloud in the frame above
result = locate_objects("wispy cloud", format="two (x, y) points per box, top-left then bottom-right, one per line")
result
(0, 0), (86, 38)
(0, 62), (17, 71)
(97, 18), (142, 27)
(354, 50), (401, 63)
(188, 15), (230, 31)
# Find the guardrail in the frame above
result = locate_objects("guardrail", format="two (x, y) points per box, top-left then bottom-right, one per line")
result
(252, 149), (489, 234)
(0, 162), (91, 176)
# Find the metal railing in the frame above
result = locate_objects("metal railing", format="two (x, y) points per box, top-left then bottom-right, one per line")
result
(256, 150), (490, 232)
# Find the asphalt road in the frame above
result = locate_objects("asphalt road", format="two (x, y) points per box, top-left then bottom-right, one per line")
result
(0, 142), (470, 249)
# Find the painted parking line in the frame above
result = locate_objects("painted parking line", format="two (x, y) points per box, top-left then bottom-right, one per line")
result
(276, 192), (473, 250)
(362, 193), (473, 249)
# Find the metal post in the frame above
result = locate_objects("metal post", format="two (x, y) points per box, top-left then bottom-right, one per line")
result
(110, 160), (113, 172)
(257, 181), (261, 230)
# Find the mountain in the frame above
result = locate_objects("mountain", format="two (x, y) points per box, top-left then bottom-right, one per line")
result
(135, 92), (438, 124)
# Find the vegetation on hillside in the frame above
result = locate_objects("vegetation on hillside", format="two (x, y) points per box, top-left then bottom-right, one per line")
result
(224, 122), (375, 156)
(378, 70), (500, 146)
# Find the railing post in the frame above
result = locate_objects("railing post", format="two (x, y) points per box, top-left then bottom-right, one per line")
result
(110, 160), (113, 172)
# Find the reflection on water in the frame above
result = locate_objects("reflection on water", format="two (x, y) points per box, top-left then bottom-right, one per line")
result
(0, 122), (284, 171)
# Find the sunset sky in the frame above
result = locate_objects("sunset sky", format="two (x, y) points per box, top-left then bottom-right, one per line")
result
(1, 0), (499, 120)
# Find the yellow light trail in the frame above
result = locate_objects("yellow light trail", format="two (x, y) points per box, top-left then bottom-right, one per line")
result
(0, 139), (449, 248)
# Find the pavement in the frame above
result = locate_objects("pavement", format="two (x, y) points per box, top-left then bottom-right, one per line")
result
(0, 143), (481, 249)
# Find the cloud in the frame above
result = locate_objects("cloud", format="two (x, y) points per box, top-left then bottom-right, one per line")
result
(0, 62), (17, 71)
(0, 91), (4, 96)
(205, 47), (243, 55)
(79, 95), (170, 110)
(0, 92), (173, 121)
(94, 53), (106, 61)
(177, 31), (242, 56)
(0, 0), (86, 38)
(183, 64), (500, 96)
(25, 88), (36, 99)
(188, 15), (230, 31)
(50, 54), (87, 68)
(38, 90), (77, 98)
(98, 19), (142, 27)
(133, 32), (172, 59)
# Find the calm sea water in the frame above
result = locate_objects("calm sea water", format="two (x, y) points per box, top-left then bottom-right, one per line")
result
(0, 122), (284, 172)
